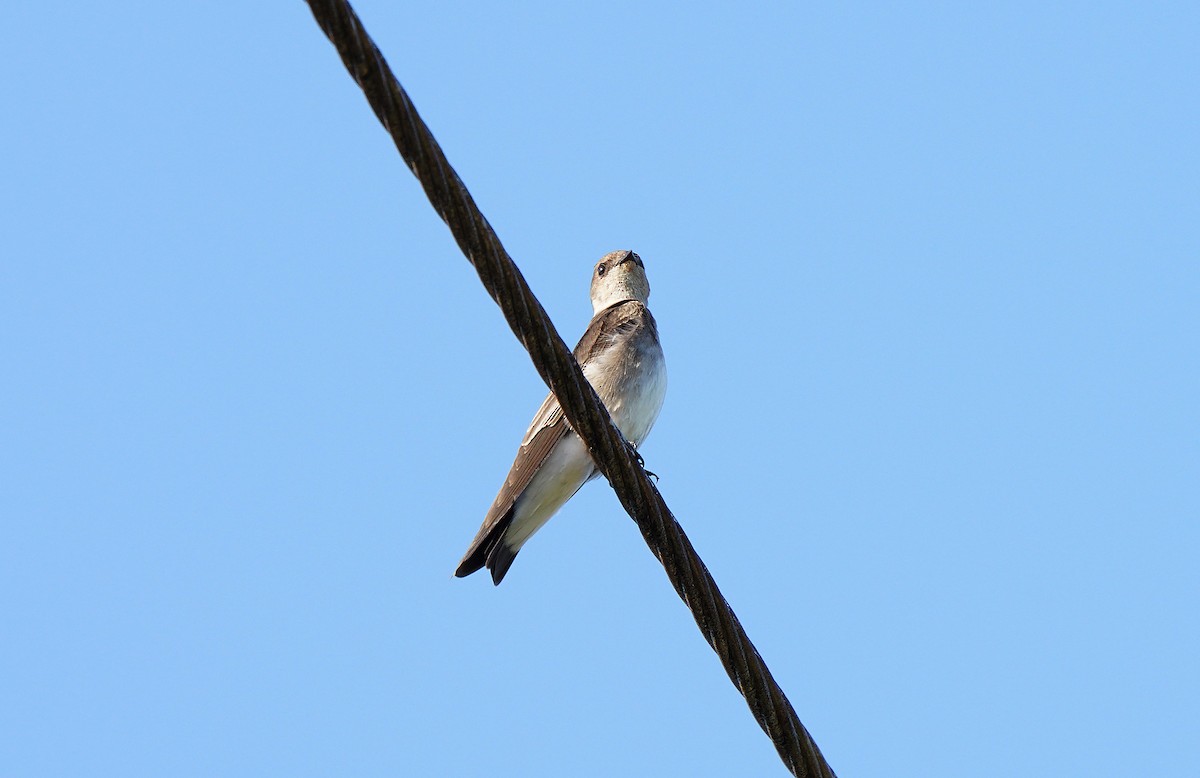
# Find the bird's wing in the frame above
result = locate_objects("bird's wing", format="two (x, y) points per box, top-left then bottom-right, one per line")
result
(572, 300), (645, 370)
(454, 395), (569, 577)
(454, 301), (646, 578)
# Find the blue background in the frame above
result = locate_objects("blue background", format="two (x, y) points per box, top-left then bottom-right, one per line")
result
(3, 3), (1196, 775)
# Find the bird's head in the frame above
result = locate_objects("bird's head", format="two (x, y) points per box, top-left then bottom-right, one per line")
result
(589, 250), (650, 314)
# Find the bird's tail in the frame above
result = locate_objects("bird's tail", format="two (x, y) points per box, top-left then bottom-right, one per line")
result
(454, 508), (519, 585)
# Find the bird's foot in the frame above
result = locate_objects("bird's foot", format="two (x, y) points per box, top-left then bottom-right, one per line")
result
(628, 443), (658, 481)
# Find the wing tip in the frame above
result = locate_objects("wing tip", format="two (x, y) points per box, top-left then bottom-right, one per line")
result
(454, 555), (484, 578)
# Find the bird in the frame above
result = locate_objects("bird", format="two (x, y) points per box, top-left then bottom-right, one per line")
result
(455, 249), (667, 585)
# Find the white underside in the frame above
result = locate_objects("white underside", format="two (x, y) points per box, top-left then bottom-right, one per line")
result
(504, 433), (593, 549)
(504, 345), (667, 552)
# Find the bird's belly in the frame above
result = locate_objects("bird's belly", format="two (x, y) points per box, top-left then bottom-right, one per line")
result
(506, 433), (593, 549)
(593, 344), (667, 448)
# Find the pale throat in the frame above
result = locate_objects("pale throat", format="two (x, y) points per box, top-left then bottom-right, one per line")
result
(591, 278), (649, 314)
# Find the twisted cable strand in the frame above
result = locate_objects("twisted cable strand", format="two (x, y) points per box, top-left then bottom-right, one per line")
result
(304, 2), (836, 774)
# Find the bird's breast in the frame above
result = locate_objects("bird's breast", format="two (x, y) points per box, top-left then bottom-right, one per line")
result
(585, 332), (667, 448)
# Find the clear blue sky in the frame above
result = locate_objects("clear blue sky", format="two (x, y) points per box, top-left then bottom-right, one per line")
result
(3, 3), (1197, 776)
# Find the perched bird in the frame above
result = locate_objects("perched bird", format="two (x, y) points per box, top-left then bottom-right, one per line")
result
(455, 250), (667, 585)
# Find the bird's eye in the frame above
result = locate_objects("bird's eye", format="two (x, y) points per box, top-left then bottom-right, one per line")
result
(597, 263), (607, 277)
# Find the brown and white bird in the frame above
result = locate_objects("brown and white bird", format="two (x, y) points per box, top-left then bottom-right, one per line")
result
(455, 250), (667, 584)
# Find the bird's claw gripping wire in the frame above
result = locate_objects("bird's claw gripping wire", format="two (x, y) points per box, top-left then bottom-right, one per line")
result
(629, 442), (659, 482)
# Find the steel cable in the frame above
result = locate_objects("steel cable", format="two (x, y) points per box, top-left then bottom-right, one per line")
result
(304, 2), (837, 774)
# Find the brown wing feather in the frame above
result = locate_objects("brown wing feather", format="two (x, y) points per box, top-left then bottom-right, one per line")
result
(572, 300), (645, 366)
(454, 412), (568, 577)
(454, 300), (647, 579)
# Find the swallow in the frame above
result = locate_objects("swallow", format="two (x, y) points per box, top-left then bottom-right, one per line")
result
(455, 250), (667, 584)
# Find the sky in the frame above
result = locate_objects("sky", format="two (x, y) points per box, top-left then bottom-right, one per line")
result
(2, 2), (1197, 776)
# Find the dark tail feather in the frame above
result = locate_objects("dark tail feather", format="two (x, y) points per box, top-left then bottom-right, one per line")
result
(454, 508), (514, 582)
(486, 542), (519, 585)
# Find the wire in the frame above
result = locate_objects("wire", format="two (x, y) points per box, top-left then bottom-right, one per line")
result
(304, 2), (838, 774)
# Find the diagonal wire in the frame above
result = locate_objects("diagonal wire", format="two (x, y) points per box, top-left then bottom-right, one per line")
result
(303, 2), (837, 775)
